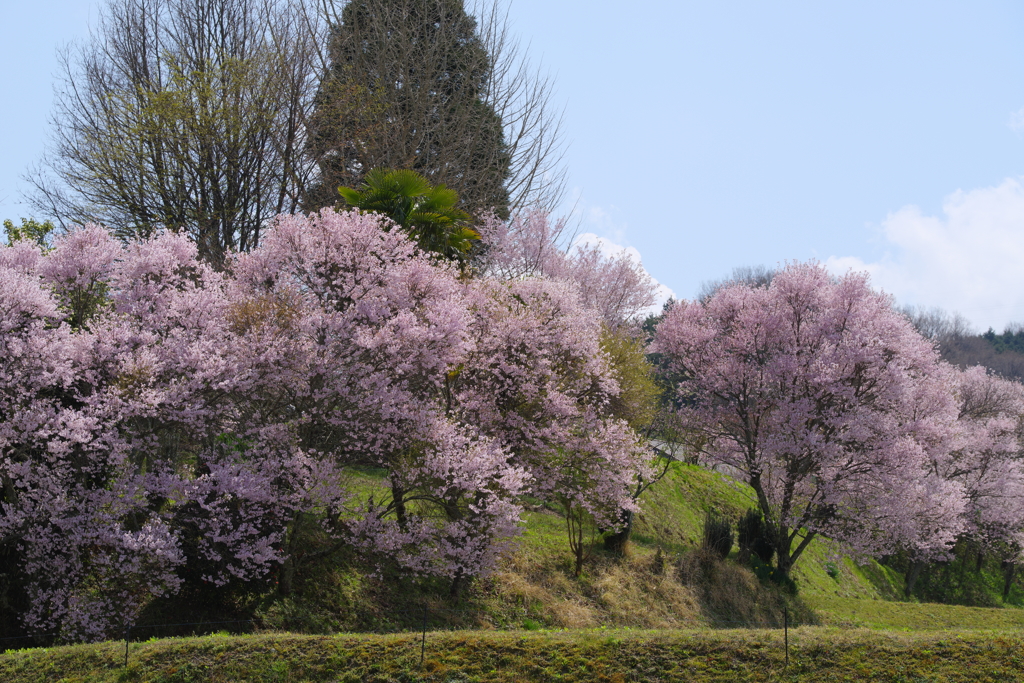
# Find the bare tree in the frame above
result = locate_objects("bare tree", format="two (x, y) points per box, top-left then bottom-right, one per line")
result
(697, 264), (775, 302)
(26, 0), (324, 267)
(472, 0), (566, 214)
(28, 0), (564, 264)
(900, 305), (974, 342)
(304, 0), (566, 217)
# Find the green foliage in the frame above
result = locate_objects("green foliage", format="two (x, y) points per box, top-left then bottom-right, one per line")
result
(599, 327), (660, 431)
(737, 508), (775, 565)
(338, 168), (480, 262)
(982, 327), (1024, 355)
(701, 511), (733, 560)
(3, 218), (55, 248)
(885, 541), (1024, 608)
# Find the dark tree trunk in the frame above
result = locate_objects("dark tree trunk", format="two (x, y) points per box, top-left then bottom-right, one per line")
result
(450, 570), (467, 599)
(905, 560), (925, 598)
(1003, 561), (1016, 601)
(771, 522), (793, 580)
(279, 556), (295, 596)
(603, 509), (634, 556)
(392, 484), (408, 531)
(279, 516), (301, 596)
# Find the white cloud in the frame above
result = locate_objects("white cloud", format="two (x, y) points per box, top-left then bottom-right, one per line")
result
(1009, 107), (1024, 134)
(573, 232), (676, 316)
(826, 178), (1024, 331)
(557, 196), (675, 317)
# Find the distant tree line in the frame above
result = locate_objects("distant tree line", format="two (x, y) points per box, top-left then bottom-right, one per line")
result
(982, 326), (1024, 356)
(902, 306), (1024, 383)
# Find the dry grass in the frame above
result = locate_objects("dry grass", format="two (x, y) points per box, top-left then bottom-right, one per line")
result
(486, 532), (805, 633)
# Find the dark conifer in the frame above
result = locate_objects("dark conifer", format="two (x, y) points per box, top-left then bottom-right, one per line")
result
(307, 0), (511, 218)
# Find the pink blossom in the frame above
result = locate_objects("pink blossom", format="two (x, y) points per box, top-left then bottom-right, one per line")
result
(653, 261), (966, 575)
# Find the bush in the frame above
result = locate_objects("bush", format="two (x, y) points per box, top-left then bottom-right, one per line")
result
(748, 555), (798, 594)
(701, 511), (733, 559)
(737, 508), (774, 565)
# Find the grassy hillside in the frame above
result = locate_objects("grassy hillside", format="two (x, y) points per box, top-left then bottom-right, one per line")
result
(5, 462), (1024, 681)
(467, 463), (906, 633)
(243, 462), (1013, 638)
(4, 629), (1024, 682)
(51, 463), (1024, 636)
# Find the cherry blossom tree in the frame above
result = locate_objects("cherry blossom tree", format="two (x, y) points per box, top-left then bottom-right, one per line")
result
(228, 209), (529, 594)
(0, 213), (513, 637)
(653, 262), (966, 578)
(476, 209), (657, 327)
(451, 276), (650, 574)
(1, 227), (205, 640)
(945, 367), (1024, 551)
(1, 207), (648, 637)
(900, 366), (1024, 597)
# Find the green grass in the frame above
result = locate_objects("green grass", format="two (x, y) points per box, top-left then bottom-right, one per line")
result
(4, 628), (1024, 682)
(806, 596), (1024, 630)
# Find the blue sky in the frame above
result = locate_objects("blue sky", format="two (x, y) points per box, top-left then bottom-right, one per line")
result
(4, 1), (1024, 330)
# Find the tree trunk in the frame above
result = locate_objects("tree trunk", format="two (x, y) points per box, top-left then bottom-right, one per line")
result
(772, 523), (793, 580)
(450, 570), (466, 599)
(975, 549), (985, 573)
(905, 560), (924, 598)
(1003, 561), (1016, 601)
(279, 516), (301, 596)
(392, 483), (408, 531)
(603, 509), (634, 556)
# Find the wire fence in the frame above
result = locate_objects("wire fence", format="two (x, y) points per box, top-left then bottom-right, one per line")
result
(0, 605), (812, 670)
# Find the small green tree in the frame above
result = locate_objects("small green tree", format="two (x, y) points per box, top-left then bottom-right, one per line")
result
(338, 168), (480, 262)
(3, 218), (56, 248)
(737, 508), (775, 565)
(598, 327), (669, 555)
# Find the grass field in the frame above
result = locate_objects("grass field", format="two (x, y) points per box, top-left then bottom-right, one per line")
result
(3, 628), (1024, 682)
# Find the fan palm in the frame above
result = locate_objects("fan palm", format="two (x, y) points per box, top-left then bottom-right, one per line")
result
(338, 168), (480, 261)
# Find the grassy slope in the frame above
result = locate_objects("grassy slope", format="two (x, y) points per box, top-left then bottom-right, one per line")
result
(4, 629), (1024, 682)
(469, 463), (1024, 633)
(632, 463), (905, 600)
(6, 463), (1024, 681)
(631, 464), (1024, 628)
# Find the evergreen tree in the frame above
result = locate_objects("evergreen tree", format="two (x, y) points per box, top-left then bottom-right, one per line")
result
(307, 0), (512, 218)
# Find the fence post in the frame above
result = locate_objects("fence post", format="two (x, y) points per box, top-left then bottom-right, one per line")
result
(419, 606), (428, 668)
(783, 607), (789, 667)
(124, 625), (130, 669)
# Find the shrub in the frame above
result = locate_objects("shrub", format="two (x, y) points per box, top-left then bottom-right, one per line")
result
(702, 511), (733, 559)
(737, 508), (774, 565)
